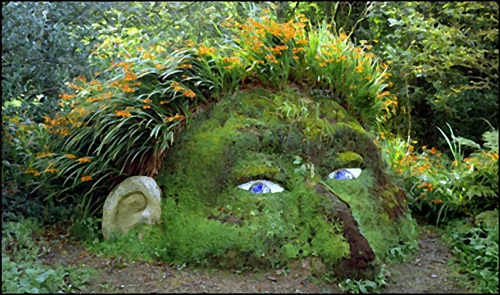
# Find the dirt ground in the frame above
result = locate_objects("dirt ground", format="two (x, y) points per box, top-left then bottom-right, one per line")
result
(39, 224), (471, 293)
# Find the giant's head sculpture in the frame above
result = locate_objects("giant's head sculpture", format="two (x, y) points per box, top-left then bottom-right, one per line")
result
(154, 87), (414, 279)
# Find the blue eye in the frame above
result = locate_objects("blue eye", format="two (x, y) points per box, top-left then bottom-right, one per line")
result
(250, 182), (271, 194)
(238, 180), (283, 193)
(334, 169), (354, 179)
(328, 168), (361, 180)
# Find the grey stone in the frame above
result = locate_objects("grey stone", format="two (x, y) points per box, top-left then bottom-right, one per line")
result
(102, 176), (161, 240)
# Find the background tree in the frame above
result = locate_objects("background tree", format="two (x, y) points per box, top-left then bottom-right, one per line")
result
(359, 2), (499, 150)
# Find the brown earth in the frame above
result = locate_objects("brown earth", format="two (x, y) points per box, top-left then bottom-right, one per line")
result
(38, 222), (472, 293)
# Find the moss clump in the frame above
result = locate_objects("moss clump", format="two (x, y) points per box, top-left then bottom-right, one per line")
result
(337, 151), (364, 168)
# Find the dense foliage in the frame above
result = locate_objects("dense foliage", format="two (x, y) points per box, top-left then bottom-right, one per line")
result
(364, 2), (499, 149)
(2, 218), (94, 293)
(445, 210), (499, 293)
(380, 126), (498, 225)
(2, 2), (498, 293)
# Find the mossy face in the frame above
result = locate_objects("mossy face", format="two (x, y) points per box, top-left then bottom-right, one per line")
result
(152, 87), (415, 275)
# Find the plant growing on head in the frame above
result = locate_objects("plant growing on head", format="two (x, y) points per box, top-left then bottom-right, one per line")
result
(31, 40), (211, 219)
(210, 7), (396, 128)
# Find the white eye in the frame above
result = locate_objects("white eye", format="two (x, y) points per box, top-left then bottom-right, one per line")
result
(328, 168), (362, 180)
(237, 180), (285, 194)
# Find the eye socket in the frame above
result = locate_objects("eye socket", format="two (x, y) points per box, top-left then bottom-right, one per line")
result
(237, 180), (284, 194)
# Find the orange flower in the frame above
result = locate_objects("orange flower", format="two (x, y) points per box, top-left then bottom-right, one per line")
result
(197, 45), (216, 55)
(122, 84), (136, 93)
(67, 83), (82, 90)
(65, 154), (76, 159)
(378, 91), (390, 97)
(123, 72), (138, 81)
(143, 105), (151, 109)
(81, 176), (92, 182)
(143, 52), (155, 60)
(355, 65), (363, 73)
(165, 114), (186, 122)
(25, 168), (39, 175)
(45, 167), (58, 173)
(184, 89), (196, 98)
(36, 152), (55, 158)
(59, 93), (77, 100)
(115, 110), (132, 117)
(223, 57), (241, 64)
(155, 63), (166, 70)
(86, 97), (101, 103)
(78, 157), (91, 163)
(75, 75), (86, 83)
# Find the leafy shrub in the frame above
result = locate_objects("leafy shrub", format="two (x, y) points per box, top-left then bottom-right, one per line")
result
(364, 2), (499, 148)
(2, 218), (94, 293)
(30, 43), (211, 217)
(338, 264), (390, 294)
(216, 8), (396, 127)
(1, 2), (114, 111)
(444, 213), (499, 293)
(1, 111), (69, 222)
(379, 126), (499, 225)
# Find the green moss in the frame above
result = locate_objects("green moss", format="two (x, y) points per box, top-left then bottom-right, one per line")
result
(233, 152), (282, 181)
(323, 171), (417, 260)
(146, 86), (413, 273)
(337, 151), (364, 167)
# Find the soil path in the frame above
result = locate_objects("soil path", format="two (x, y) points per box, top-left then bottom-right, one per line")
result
(40, 224), (471, 293)
(381, 225), (469, 293)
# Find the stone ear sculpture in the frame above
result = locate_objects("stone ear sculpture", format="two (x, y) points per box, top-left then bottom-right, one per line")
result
(102, 176), (161, 240)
